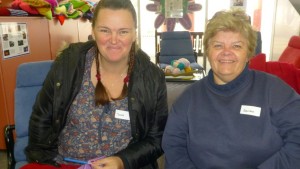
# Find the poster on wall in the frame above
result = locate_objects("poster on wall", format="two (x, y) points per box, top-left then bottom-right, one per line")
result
(231, 0), (247, 9)
(0, 22), (30, 59)
(164, 0), (184, 18)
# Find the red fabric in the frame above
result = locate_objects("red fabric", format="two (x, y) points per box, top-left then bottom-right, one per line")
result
(21, 163), (80, 169)
(249, 53), (266, 70)
(278, 36), (300, 69)
(11, 0), (39, 15)
(56, 15), (66, 25)
(0, 7), (11, 16)
(249, 53), (300, 94)
(289, 36), (300, 48)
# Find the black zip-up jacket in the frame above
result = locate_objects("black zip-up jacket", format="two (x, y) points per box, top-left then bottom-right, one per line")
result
(25, 41), (168, 169)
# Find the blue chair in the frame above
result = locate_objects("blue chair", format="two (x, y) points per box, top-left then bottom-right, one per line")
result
(155, 31), (204, 71)
(5, 60), (53, 169)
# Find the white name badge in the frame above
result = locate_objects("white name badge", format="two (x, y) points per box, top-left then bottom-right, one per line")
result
(240, 105), (261, 117)
(115, 109), (130, 120)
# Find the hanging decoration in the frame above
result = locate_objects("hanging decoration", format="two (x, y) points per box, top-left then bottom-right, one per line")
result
(146, 0), (202, 31)
(5, 0), (96, 25)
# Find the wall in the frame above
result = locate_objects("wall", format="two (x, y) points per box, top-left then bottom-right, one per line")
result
(49, 19), (91, 59)
(271, 0), (300, 60)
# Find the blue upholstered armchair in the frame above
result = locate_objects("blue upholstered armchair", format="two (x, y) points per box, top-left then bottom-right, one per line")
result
(155, 31), (204, 71)
(4, 60), (53, 169)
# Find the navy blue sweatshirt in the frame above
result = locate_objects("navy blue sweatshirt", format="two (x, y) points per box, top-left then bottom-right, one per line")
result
(162, 67), (300, 169)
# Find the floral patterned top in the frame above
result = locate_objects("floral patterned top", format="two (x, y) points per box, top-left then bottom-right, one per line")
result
(58, 47), (132, 161)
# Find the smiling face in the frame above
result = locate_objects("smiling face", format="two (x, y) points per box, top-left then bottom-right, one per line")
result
(208, 31), (249, 85)
(92, 9), (136, 63)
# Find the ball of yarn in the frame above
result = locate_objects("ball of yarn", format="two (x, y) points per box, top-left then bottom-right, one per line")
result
(164, 65), (174, 74)
(177, 62), (185, 70)
(178, 58), (190, 67)
(171, 60), (179, 68)
(184, 66), (192, 72)
(171, 60), (185, 70)
(172, 68), (181, 75)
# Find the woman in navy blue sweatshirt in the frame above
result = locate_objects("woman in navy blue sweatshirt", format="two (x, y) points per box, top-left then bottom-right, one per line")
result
(162, 8), (300, 169)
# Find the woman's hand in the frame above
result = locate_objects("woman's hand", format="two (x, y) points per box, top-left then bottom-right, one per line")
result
(91, 156), (124, 169)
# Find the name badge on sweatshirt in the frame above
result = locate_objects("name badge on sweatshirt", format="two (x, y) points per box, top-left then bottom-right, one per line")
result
(115, 109), (130, 120)
(240, 105), (261, 117)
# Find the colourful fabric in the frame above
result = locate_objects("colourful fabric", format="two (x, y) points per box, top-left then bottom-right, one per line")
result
(249, 53), (300, 94)
(11, 0), (40, 15)
(22, 0), (52, 19)
(0, 7), (11, 16)
(11, 0), (93, 21)
(56, 14), (66, 25)
(8, 8), (29, 16)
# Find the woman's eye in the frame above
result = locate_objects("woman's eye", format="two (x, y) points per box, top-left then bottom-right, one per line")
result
(233, 45), (242, 49)
(119, 30), (129, 36)
(213, 44), (223, 49)
(99, 29), (110, 34)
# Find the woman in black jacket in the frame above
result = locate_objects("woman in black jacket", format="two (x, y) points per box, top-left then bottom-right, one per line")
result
(24, 0), (168, 169)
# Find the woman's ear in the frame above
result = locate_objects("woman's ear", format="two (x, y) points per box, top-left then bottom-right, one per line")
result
(88, 33), (94, 40)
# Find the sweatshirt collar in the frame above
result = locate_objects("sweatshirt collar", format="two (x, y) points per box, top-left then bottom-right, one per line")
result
(207, 65), (251, 95)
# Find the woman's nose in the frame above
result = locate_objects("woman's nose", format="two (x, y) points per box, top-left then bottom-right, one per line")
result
(221, 47), (232, 56)
(110, 32), (118, 44)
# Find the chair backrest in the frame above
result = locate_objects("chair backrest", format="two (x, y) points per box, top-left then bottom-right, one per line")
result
(249, 53), (300, 94)
(14, 60), (53, 164)
(278, 35), (300, 68)
(159, 31), (195, 63)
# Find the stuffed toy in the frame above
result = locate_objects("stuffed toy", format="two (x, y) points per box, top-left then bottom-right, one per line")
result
(164, 58), (193, 75)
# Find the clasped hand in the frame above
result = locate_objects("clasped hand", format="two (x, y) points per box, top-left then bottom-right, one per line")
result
(91, 156), (124, 169)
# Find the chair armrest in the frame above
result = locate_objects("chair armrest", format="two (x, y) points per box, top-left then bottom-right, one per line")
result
(155, 52), (160, 64)
(193, 51), (198, 62)
(5, 124), (16, 169)
(194, 51), (207, 71)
